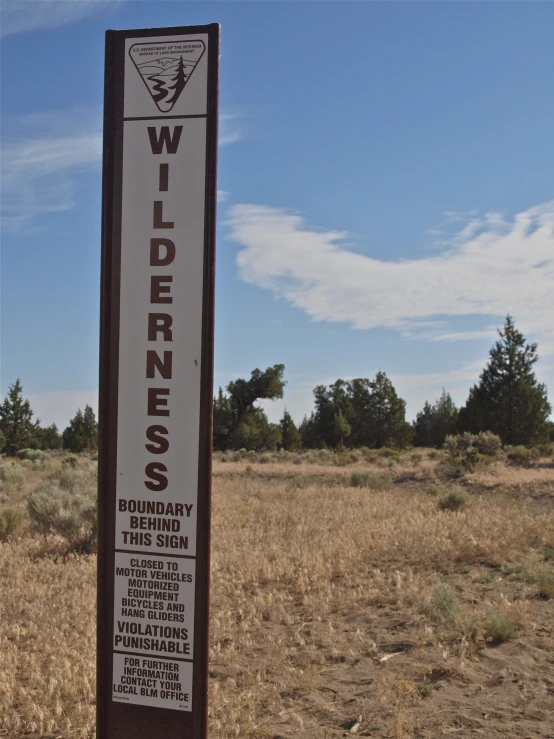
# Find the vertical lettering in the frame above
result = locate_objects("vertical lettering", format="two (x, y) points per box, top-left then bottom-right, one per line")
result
(148, 314), (173, 341)
(159, 163), (169, 191)
(150, 238), (176, 267)
(147, 126), (183, 155)
(153, 202), (174, 229)
(146, 350), (173, 379)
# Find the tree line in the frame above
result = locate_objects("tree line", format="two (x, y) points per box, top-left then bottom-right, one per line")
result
(1, 316), (552, 458)
(214, 316), (553, 451)
(0, 380), (98, 455)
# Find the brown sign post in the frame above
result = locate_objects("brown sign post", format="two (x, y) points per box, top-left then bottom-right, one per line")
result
(97, 24), (219, 739)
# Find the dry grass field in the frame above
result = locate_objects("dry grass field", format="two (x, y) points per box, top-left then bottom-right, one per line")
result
(1, 448), (554, 738)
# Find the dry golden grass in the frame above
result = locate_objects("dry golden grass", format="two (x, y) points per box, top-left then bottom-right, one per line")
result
(0, 539), (96, 738)
(1, 450), (554, 738)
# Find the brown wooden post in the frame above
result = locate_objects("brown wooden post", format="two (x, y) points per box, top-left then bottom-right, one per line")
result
(98, 23), (219, 739)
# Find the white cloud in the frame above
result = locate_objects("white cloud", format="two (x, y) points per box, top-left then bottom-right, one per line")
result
(28, 390), (98, 431)
(227, 200), (554, 356)
(1, 108), (102, 232)
(1, 106), (241, 231)
(219, 113), (244, 146)
(0, 0), (121, 37)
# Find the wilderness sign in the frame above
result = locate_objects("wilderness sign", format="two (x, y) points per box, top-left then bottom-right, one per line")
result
(98, 24), (219, 739)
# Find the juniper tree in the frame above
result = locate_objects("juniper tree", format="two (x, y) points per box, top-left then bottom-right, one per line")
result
(0, 379), (39, 455)
(304, 372), (412, 449)
(413, 389), (459, 448)
(213, 365), (286, 451)
(32, 423), (62, 450)
(458, 315), (551, 445)
(361, 371), (414, 449)
(280, 409), (301, 451)
(62, 405), (98, 453)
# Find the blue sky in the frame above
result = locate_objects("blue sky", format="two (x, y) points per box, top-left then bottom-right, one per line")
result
(1, 0), (553, 430)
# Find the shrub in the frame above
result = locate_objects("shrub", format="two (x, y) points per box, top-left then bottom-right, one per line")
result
(444, 432), (502, 468)
(258, 452), (277, 464)
(533, 568), (554, 599)
(427, 450), (440, 460)
(58, 467), (83, 492)
(430, 582), (460, 621)
(438, 488), (468, 511)
(410, 453), (422, 465)
(484, 614), (517, 642)
(27, 468), (98, 553)
(316, 449), (333, 463)
(535, 443), (553, 457)
(506, 447), (539, 467)
(62, 454), (79, 468)
(0, 462), (24, 483)
(16, 448), (47, 462)
(334, 452), (352, 467)
(349, 470), (393, 490)
(444, 431), (502, 458)
(473, 431), (502, 456)
(0, 507), (25, 542)
(424, 483), (442, 497)
(379, 447), (400, 459)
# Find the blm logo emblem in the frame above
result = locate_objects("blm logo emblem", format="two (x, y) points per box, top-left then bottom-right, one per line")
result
(129, 40), (206, 113)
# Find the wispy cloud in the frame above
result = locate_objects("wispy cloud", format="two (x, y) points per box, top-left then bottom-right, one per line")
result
(219, 113), (244, 146)
(1, 108), (102, 233)
(0, 0), (121, 38)
(227, 200), (554, 356)
(1, 106), (242, 232)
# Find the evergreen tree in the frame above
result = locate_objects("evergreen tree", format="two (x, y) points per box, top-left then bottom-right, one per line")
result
(228, 409), (282, 451)
(413, 389), (459, 448)
(363, 371), (413, 448)
(213, 387), (233, 450)
(304, 373), (412, 449)
(348, 378), (370, 447)
(458, 315), (551, 445)
(32, 423), (62, 450)
(0, 379), (39, 455)
(309, 380), (353, 448)
(167, 55), (187, 104)
(83, 405), (98, 449)
(63, 405), (98, 453)
(280, 410), (301, 451)
(213, 365), (286, 451)
(298, 414), (320, 449)
(333, 409), (351, 449)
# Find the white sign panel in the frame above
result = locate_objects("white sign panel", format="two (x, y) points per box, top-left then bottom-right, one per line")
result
(101, 27), (217, 720)
(113, 653), (192, 711)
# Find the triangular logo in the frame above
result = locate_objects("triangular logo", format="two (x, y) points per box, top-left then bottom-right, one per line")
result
(129, 40), (206, 113)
